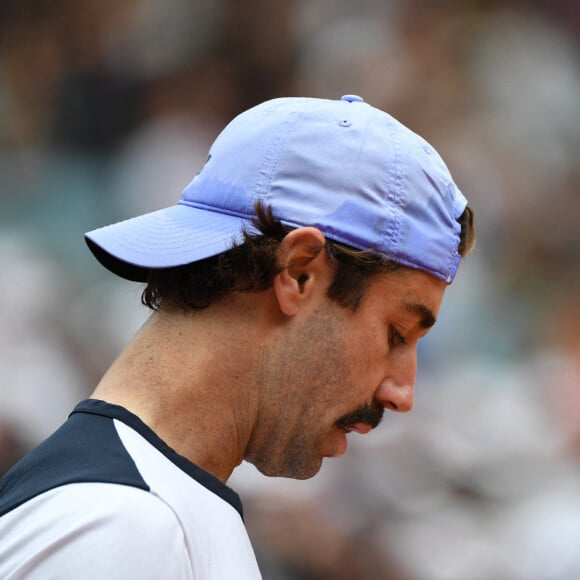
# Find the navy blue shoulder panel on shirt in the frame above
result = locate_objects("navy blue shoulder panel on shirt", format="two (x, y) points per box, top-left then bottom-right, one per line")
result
(0, 399), (244, 519)
(77, 399), (244, 519)
(0, 406), (148, 518)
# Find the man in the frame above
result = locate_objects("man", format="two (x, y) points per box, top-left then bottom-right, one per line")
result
(0, 95), (474, 578)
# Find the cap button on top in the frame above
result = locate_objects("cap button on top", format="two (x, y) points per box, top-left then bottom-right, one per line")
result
(341, 94), (364, 103)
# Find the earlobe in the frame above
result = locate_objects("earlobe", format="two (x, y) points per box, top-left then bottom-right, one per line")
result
(272, 227), (328, 317)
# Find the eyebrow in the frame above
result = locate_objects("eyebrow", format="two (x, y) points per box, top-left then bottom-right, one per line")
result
(401, 301), (437, 329)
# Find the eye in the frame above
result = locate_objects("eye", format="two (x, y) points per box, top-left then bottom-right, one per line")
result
(389, 326), (407, 347)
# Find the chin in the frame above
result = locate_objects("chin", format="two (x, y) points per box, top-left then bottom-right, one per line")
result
(252, 457), (322, 480)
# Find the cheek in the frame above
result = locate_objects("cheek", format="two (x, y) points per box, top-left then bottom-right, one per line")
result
(349, 318), (387, 360)
(342, 322), (388, 383)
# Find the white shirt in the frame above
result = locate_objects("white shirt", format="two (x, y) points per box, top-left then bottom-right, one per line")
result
(0, 399), (261, 579)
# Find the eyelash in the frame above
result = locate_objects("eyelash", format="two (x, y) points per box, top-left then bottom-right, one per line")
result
(390, 327), (407, 347)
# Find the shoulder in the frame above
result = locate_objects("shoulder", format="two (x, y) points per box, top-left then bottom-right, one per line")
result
(0, 405), (149, 518)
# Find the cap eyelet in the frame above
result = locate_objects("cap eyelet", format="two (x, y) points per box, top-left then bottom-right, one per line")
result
(338, 119), (352, 127)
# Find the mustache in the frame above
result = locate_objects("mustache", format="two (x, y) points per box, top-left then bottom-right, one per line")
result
(335, 400), (384, 430)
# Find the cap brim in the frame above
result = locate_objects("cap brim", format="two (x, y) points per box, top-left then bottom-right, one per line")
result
(85, 204), (252, 282)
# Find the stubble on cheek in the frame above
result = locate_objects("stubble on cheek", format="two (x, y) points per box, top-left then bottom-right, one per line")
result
(248, 302), (360, 479)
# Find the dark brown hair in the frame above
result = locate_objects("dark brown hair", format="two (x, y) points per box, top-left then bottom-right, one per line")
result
(142, 201), (475, 312)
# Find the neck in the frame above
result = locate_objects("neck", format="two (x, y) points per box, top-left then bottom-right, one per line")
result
(92, 297), (267, 483)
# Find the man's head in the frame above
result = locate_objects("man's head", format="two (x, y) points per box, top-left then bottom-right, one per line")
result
(85, 94), (475, 479)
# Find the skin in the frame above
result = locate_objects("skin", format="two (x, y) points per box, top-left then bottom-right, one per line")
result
(92, 227), (447, 483)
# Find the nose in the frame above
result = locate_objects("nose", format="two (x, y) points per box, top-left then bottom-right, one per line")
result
(374, 352), (417, 413)
(374, 379), (415, 412)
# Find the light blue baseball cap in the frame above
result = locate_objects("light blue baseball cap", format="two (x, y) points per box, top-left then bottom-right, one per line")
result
(85, 95), (468, 283)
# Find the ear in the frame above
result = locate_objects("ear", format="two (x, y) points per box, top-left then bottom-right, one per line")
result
(273, 227), (330, 316)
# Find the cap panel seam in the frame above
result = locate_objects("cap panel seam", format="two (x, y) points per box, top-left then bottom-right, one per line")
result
(381, 117), (403, 256)
(254, 104), (309, 208)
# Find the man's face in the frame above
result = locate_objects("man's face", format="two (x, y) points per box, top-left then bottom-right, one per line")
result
(246, 267), (447, 479)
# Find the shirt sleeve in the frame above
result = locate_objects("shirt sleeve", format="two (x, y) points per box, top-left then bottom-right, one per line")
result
(0, 483), (194, 580)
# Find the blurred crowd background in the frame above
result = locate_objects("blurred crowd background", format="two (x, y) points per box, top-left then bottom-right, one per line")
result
(1, 1), (579, 578)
